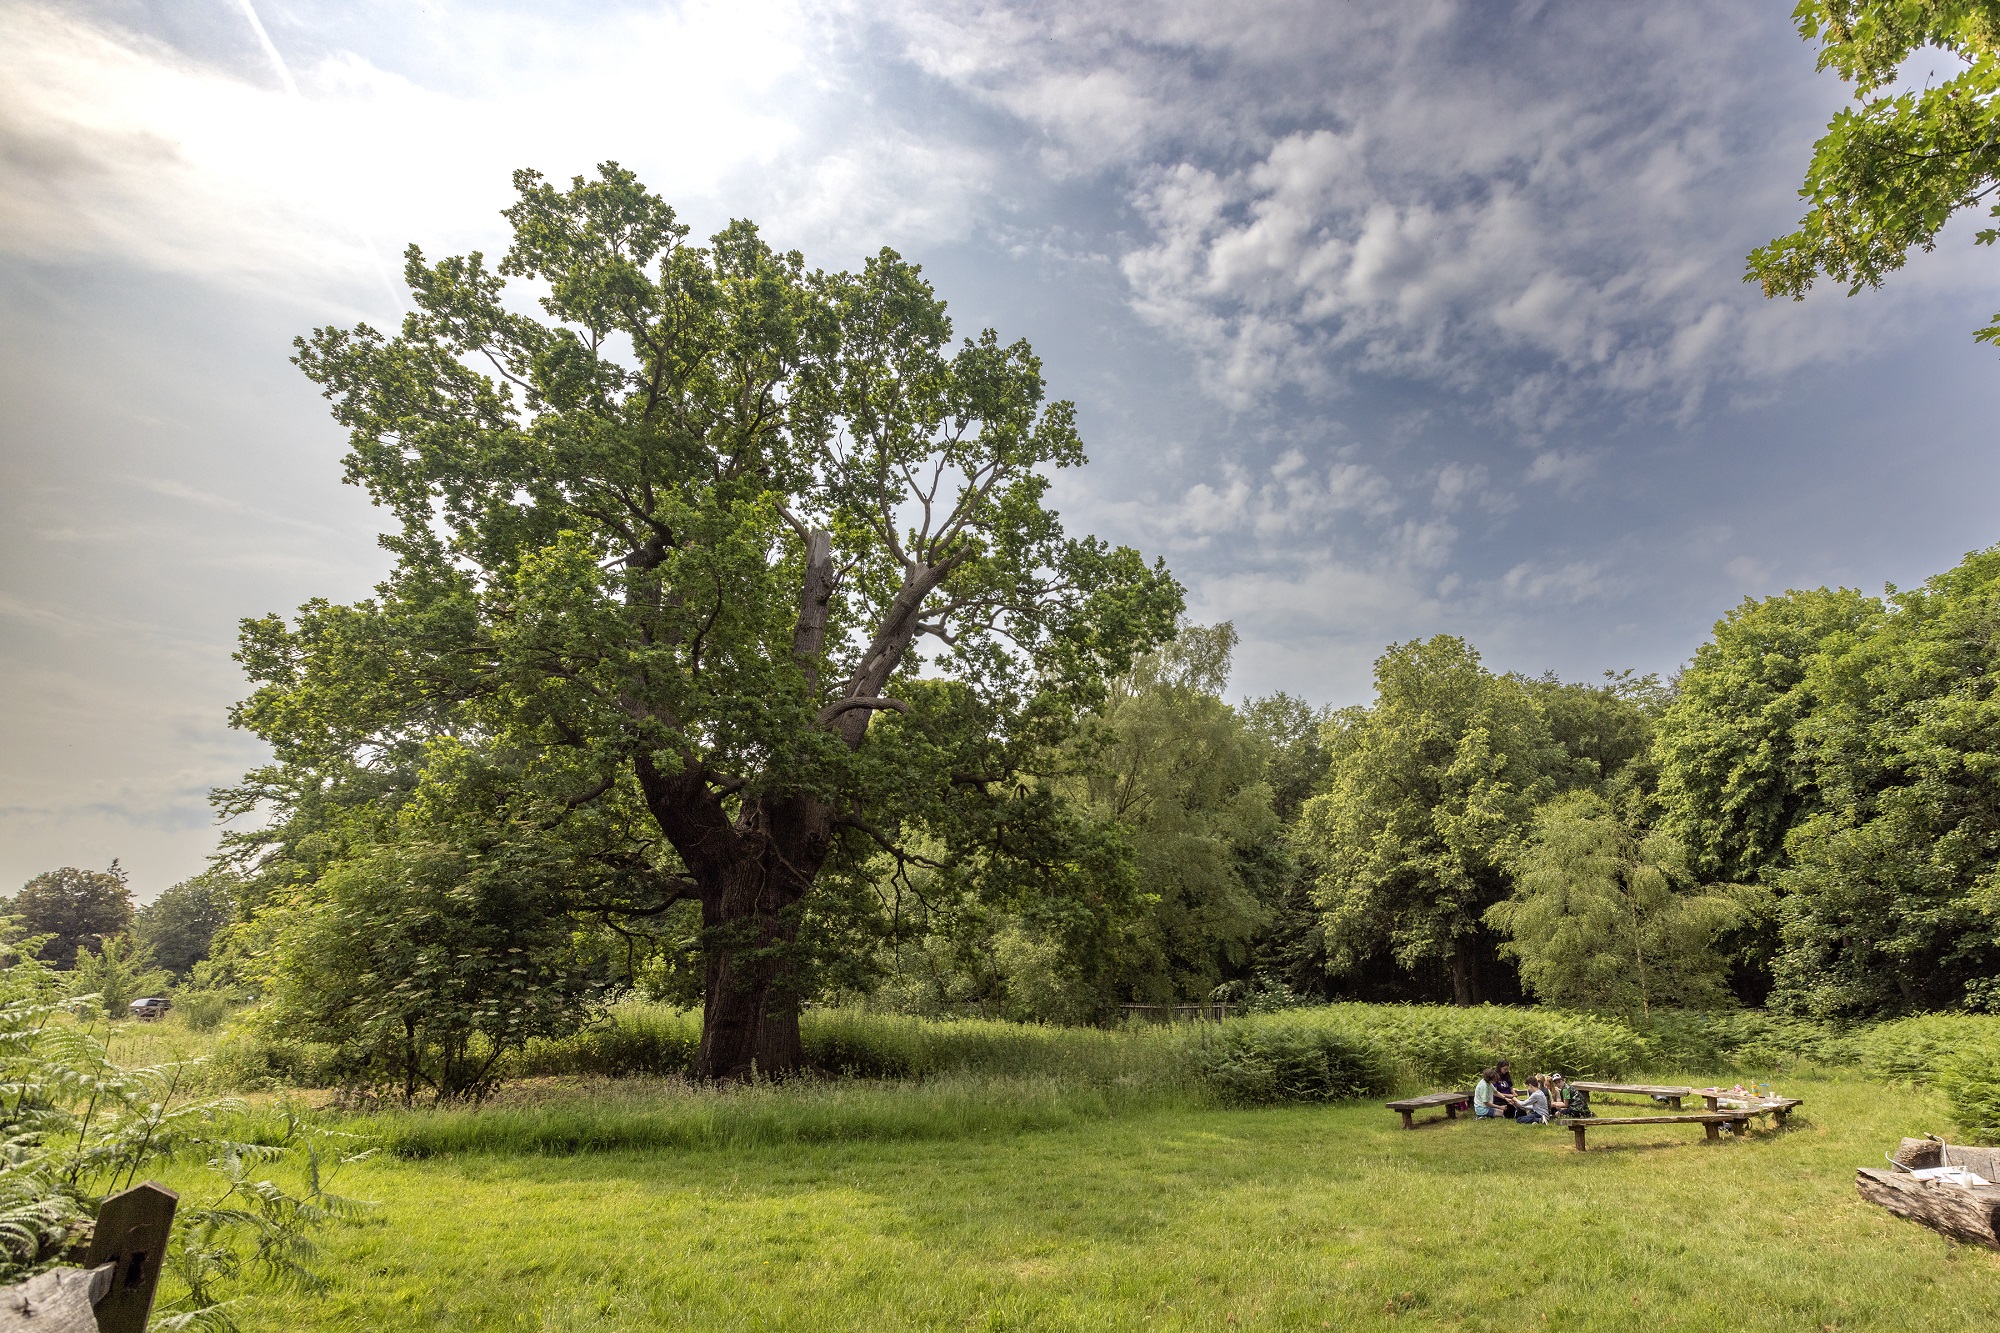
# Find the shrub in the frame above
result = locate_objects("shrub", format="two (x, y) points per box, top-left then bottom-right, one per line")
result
(1190, 1019), (1392, 1104)
(1936, 1040), (2000, 1144)
(1855, 1013), (2000, 1084)
(1633, 1009), (1858, 1073)
(176, 988), (236, 1034)
(1287, 1004), (1644, 1088)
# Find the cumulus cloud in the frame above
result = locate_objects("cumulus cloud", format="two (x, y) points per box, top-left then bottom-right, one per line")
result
(875, 0), (1981, 424)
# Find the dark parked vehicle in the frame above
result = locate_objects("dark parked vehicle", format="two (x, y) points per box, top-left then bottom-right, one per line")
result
(128, 997), (171, 1022)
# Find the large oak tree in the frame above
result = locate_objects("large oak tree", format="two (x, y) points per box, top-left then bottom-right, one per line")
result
(239, 165), (1180, 1079)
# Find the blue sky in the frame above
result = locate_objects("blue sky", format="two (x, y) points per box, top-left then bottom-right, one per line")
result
(4, 0), (1999, 896)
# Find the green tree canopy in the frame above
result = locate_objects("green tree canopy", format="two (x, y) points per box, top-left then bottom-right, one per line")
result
(135, 872), (236, 976)
(1297, 637), (1567, 1004)
(236, 164), (1179, 1078)
(1487, 792), (1752, 1020)
(1749, 1), (2000, 344)
(8, 864), (133, 969)
(1079, 622), (1280, 1005)
(1654, 587), (1885, 885)
(1774, 545), (2000, 1016)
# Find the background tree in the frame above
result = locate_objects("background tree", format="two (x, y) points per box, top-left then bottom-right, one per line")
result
(241, 164), (1179, 1079)
(135, 872), (237, 976)
(1297, 637), (1567, 1005)
(1652, 588), (1884, 1000)
(8, 864), (134, 969)
(1238, 690), (1335, 1000)
(1653, 588), (1884, 885)
(855, 623), (1278, 1019)
(1078, 622), (1279, 1005)
(67, 936), (174, 1021)
(1487, 792), (1752, 1020)
(1749, 1), (2000, 344)
(1773, 545), (2000, 1016)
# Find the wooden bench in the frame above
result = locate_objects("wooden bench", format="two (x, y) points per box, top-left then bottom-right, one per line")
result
(1699, 1094), (1805, 1126)
(1385, 1090), (1472, 1129)
(1569, 1081), (1695, 1110)
(1566, 1112), (1749, 1152)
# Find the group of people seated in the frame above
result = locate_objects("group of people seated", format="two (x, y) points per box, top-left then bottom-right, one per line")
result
(1471, 1061), (1589, 1124)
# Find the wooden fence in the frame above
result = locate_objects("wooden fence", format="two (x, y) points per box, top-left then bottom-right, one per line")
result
(1119, 1002), (1237, 1022)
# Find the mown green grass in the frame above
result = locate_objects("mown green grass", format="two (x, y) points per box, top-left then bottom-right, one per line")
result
(162, 1073), (2000, 1331)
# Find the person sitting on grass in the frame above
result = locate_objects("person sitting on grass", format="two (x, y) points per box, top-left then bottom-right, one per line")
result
(1515, 1075), (1551, 1126)
(1493, 1060), (1519, 1119)
(1550, 1074), (1588, 1119)
(1473, 1068), (1502, 1118)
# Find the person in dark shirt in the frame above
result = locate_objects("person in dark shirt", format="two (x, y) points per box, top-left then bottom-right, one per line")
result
(1494, 1060), (1518, 1119)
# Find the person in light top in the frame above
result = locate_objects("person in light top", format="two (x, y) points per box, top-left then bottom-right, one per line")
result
(1473, 1067), (1502, 1118)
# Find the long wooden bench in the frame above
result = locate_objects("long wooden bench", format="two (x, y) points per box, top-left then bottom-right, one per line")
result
(1699, 1094), (1805, 1126)
(1385, 1090), (1472, 1129)
(1567, 1112), (1749, 1152)
(1569, 1081), (1695, 1110)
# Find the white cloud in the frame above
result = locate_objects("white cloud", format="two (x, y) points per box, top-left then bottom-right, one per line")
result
(879, 0), (1994, 424)
(0, 0), (994, 307)
(1524, 449), (1600, 495)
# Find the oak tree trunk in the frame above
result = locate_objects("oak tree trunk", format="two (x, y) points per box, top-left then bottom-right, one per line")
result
(693, 863), (807, 1081)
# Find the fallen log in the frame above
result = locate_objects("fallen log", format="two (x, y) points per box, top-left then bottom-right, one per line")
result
(1890, 1136), (2000, 1179)
(1856, 1167), (2000, 1249)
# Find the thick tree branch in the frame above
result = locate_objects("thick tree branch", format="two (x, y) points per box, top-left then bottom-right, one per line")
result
(816, 696), (910, 726)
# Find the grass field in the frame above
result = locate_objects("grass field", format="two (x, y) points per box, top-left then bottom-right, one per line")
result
(161, 1072), (1999, 1331)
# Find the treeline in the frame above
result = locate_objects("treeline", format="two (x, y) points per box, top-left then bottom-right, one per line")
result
(17, 542), (2000, 1080)
(0, 862), (234, 1018)
(724, 541), (2000, 1024)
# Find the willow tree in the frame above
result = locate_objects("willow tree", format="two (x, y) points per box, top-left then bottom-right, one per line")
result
(240, 164), (1180, 1079)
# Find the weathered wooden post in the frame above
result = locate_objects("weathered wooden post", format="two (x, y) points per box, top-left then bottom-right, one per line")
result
(83, 1182), (178, 1333)
(0, 1264), (114, 1332)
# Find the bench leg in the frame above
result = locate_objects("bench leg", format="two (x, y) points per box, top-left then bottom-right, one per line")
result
(1703, 1096), (1718, 1111)
(1773, 1109), (1788, 1127)
(1731, 1119), (1746, 1137)
(1705, 1121), (1719, 1141)
(1400, 1110), (1414, 1130)
(1445, 1103), (1458, 1119)
(1571, 1124), (1587, 1152)
(1667, 1097), (1683, 1110)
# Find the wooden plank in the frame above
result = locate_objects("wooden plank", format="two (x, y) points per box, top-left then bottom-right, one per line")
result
(1385, 1092), (1471, 1110)
(1574, 1114), (1746, 1127)
(1386, 1091), (1470, 1129)
(0, 1264), (114, 1333)
(1569, 1082), (1694, 1097)
(84, 1181), (178, 1333)
(1567, 1112), (1746, 1152)
(1857, 1168), (2000, 1249)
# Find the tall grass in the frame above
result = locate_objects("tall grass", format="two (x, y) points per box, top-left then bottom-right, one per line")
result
(186, 994), (2000, 1141)
(512, 1000), (1645, 1102)
(365, 1074), (1185, 1157)
(514, 1002), (1193, 1086)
